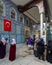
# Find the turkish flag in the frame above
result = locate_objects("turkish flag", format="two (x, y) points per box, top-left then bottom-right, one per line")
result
(4, 19), (11, 32)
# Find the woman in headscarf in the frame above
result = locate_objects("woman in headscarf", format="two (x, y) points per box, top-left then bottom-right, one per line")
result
(9, 38), (16, 61)
(34, 37), (40, 57)
(0, 37), (6, 59)
(36, 38), (45, 60)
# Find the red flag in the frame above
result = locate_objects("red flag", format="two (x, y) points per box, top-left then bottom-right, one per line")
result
(4, 19), (11, 32)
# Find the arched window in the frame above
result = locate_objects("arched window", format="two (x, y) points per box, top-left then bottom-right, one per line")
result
(10, 8), (17, 20)
(19, 14), (24, 23)
(0, 0), (5, 16)
(26, 18), (29, 26)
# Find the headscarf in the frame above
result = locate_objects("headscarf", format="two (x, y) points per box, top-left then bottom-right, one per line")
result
(11, 38), (16, 45)
(35, 37), (40, 43)
(40, 38), (44, 45)
(1, 37), (6, 45)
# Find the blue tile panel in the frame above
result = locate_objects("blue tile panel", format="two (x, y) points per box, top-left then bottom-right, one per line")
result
(0, 0), (33, 44)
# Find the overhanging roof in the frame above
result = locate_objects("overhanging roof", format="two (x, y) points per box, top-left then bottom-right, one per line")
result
(11, 0), (41, 23)
(11, 0), (52, 23)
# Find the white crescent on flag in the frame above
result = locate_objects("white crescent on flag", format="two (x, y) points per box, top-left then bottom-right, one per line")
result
(4, 19), (11, 31)
(5, 22), (10, 27)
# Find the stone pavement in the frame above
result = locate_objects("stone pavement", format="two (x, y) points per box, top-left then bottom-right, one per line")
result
(0, 44), (52, 65)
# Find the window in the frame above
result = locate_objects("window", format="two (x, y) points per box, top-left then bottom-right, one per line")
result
(10, 8), (17, 20)
(0, 0), (5, 16)
(19, 14), (24, 23)
(26, 18), (29, 26)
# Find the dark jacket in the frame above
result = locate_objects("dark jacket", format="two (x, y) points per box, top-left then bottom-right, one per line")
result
(0, 41), (6, 59)
(37, 41), (45, 54)
(0, 41), (3, 47)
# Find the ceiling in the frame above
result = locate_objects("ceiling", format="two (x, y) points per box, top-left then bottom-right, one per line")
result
(11, 0), (52, 23)
(11, 0), (40, 23)
(11, 0), (31, 6)
(24, 7), (40, 23)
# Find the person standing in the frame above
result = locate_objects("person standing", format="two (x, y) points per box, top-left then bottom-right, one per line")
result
(0, 37), (6, 59)
(36, 38), (45, 60)
(34, 37), (39, 57)
(32, 35), (35, 50)
(9, 38), (16, 61)
(27, 37), (32, 50)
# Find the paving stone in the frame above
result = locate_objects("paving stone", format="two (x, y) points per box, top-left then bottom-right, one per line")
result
(0, 44), (52, 65)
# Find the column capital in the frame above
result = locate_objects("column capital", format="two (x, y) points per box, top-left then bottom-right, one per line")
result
(36, 1), (44, 14)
